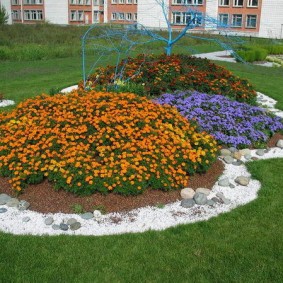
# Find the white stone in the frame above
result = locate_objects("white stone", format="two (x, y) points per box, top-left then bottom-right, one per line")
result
(276, 139), (283, 149)
(180, 188), (195, 199)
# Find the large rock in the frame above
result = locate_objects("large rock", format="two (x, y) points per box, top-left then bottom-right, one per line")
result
(256, 149), (265, 156)
(193, 192), (207, 205)
(220, 149), (231, 156)
(223, 156), (234, 164)
(81, 212), (93, 220)
(6, 198), (20, 207)
(0, 208), (7, 213)
(180, 198), (195, 208)
(239, 148), (251, 156)
(232, 151), (242, 160)
(235, 176), (250, 186)
(17, 200), (30, 211)
(180, 188), (195, 199)
(0, 193), (12, 205)
(276, 139), (283, 148)
(195, 188), (210, 196)
(70, 222), (81, 231)
(59, 223), (69, 231)
(66, 218), (78, 225)
(218, 177), (230, 187)
(44, 217), (54, 225)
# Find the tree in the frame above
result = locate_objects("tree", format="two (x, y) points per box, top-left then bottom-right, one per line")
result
(0, 4), (9, 25)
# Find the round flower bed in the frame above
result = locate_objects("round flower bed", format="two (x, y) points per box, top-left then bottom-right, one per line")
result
(80, 53), (257, 105)
(0, 91), (219, 195)
(156, 91), (283, 148)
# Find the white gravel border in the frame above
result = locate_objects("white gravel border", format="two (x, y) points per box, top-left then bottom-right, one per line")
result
(0, 92), (282, 237)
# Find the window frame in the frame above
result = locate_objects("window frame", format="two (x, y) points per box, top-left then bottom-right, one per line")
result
(231, 14), (243, 27)
(246, 14), (257, 28)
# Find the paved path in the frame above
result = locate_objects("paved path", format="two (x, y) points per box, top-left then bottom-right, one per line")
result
(193, 50), (236, 63)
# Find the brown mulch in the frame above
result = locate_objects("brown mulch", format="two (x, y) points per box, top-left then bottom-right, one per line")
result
(0, 133), (282, 214)
(0, 160), (224, 214)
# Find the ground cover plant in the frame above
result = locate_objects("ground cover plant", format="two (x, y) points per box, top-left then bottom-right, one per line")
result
(81, 53), (257, 104)
(0, 91), (218, 195)
(156, 91), (283, 148)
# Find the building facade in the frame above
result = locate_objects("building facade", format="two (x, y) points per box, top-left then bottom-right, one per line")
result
(1, 0), (283, 38)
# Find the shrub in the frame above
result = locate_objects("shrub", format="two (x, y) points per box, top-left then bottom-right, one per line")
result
(80, 53), (257, 105)
(237, 46), (268, 62)
(0, 91), (219, 195)
(156, 91), (283, 148)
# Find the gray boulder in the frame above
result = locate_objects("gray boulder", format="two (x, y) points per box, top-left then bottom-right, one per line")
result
(70, 222), (81, 231)
(59, 223), (69, 231)
(44, 217), (54, 225)
(81, 212), (93, 220)
(256, 149), (265, 156)
(195, 188), (210, 196)
(0, 193), (12, 205)
(220, 149), (231, 156)
(6, 198), (20, 207)
(218, 177), (230, 187)
(235, 176), (250, 186)
(18, 200), (30, 211)
(223, 156), (234, 164)
(180, 198), (195, 208)
(66, 218), (78, 225)
(193, 192), (207, 205)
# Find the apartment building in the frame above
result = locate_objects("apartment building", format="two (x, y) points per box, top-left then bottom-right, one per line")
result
(1, 0), (283, 38)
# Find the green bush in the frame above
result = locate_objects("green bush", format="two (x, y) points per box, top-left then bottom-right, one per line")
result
(237, 46), (268, 62)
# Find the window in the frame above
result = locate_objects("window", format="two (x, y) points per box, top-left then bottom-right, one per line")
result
(78, 0), (83, 5)
(23, 0), (43, 4)
(70, 10), (77, 21)
(70, 0), (77, 4)
(172, 11), (202, 25)
(172, 0), (203, 4)
(24, 10), (43, 20)
(111, 0), (117, 3)
(119, 13), (125, 20)
(219, 0), (229, 6)
(85, 0), (91, 5)
(126, 0), (133, 3)
(12, 10), (21, 20)
(119, 0), (125, 3)
(218, 14), (229, 26)
(11, 0), (20, 5)
(246, 15), (257, 28)
(126, 13), (132, 20)
(93, 11), (99, 22)
(233, 0), (243, 6)
(111, 12), (118, 20)
(133, 0), (137, 4)
(78, 10), (84, 21)
(247, 0), (258, 7)
(134, 13), (137, 20)
(232, 14), (242, 27)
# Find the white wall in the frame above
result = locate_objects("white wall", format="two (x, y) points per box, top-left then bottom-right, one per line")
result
(45, 0), (69, 25)
(259, 0), (283, 38)
(205, 0), (218, 30)
(137, 0), (169, 29)
(0, 0), (12, 24)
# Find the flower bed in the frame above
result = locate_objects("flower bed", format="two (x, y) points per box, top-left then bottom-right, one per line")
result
(80, 53), (257, 105)
(0, 91), (219, 195)
(156, 91), (283, 148)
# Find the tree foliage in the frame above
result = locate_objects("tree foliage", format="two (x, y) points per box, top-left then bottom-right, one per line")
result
(0, 4), (9, 25)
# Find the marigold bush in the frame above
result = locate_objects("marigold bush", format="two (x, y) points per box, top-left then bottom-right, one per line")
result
(0, 91), (219, 195)
(156, 91), (283, 148)
(80, 53), (257, 104)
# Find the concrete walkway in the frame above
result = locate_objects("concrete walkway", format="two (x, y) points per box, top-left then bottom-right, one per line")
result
(193, 50), (236, 63)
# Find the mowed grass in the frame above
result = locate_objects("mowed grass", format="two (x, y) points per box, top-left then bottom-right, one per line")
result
(0, 30), (283, 281)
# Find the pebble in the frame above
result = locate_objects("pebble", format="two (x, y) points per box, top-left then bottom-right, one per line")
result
(235, 176), (250, 186)
(232, 160), (243, 166)
(22, 216), (31, 223)
(66, 218), (77, 225)
(207, 199), (215, 206)
(244, 154), (252, 160)
(81, 212), (93, 220)
(223, 156), (234, 164)
(59, 223), (69, 231)
(93, 210), (102, 220)
(18, 200), (30, 211)
(195, 188), (210, 196)
(220, 149), (231, 156)
(0, 208), (7, 213)
(229, 147), (237, 153)
(194, 192), (207, 205)
(0, 193), (12, 205)
(276, 139), (283, 148)
(218, 177), (230, 187)
(6, 198), (20, 207)
(70, 222), (81, 231)
(256, 149), (265, 156)
(239, 148), (251, 156)
(52, 224), (60, 230)
(180, 187), (195, 199)
(44, 217), (54, 225)
(180, 198), (195, 208)
(211, 197), (221, 203)
(229, 184), (235, 188)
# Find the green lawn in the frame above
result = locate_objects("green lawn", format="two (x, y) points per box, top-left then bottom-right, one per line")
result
(0, 56), (283, 282)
